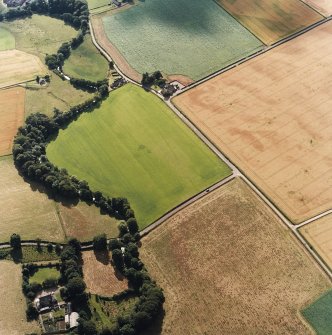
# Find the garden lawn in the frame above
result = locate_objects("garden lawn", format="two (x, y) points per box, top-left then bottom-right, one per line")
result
(302, 290), (332, 335)
(101, 0), (263, 80)
(0, 27), (15, 50)
(87, 0), (110, 10)
(63, 34), (109, 82)
(47, 84), (231, 227)
(29, 267), (60, 284)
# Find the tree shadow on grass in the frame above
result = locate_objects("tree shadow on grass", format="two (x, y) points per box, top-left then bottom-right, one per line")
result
(10, 248), (23, 264)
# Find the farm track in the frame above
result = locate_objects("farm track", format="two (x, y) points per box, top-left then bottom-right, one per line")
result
(3, 15), (329, 284)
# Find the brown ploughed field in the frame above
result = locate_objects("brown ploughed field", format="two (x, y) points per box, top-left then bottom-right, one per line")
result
(82, 250), (128, 297)
(0, 87), (25, 156)
(217, 0), (322, 45)
(140, 178), (331, 335)
(301, 214), (332, 269)
(0, 49), (44, 88)
(174, 22), (332, 223)
(302, 0), (332, 16)
(90, 15), (142, 82)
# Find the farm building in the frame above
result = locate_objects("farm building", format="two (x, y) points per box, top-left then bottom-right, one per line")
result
(4, 0), (26, 7)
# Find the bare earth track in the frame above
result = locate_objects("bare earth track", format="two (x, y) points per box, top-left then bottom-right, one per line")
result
(141, 178), (331, 335)
(90, 15), (141, 82)
(174, 21), (332, 223)
(0, 87), (25, 156)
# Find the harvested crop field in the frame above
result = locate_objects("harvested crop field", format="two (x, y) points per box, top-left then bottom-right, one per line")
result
(0, 87), (25, 156)
(217, 0), (322, 45)
(300, 214), (332, 269)
(97, 0), (263, 81)
(0, 261), (40, 335)
(82, 250), (128, 296)
(302, 0), (332, 16)
(47, 84), (231, 227)
(174, 21), (332, 223)
(0, 49), (44, 88)
(140, 178), (331, 335)
(0, 156), (65, 243)
(59, 202), (119, 241)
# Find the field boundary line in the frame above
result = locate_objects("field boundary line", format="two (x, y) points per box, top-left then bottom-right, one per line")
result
(173, 16), (332, 97)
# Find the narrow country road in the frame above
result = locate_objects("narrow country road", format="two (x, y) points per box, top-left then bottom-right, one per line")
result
(90, 16), (332, 281)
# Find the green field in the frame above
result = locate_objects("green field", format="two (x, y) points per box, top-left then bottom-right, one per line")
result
(0, 27), (15, 51)
(47, 84), (231, 227)
(87, 0), (110, 10)
(30, 267), (60, 284)
(101, 0), (263, 80)
(0, 14), (76, 60)
(302, 290), (332, 335)
(25, 74), (93, 117)
(63, 34), (109, 82)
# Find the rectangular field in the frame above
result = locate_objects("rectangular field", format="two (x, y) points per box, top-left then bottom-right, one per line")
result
(0, 261), (40, 335)
(99, 0), (263, 81)
(217, 0), (322, 45)
(0, 87), (25, 156)
(300, 214), (332, 269)
(302, 0), (332, 16)
(47, 84), (231, 227)
(174, 22), (332, 223)
(140, 178), (331, 334)
(0, 49), (44, 88)
(82, 250), (128, 297)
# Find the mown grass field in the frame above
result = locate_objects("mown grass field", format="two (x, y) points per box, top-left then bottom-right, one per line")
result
(0, 27), (15, 50)
(47, 84), (231, 227)
(302, 290), (332, 335)
(217, 0), (322, 45)
(0, 14), (76, 60)
(29, 267), (60, 284)
(0, 87), (25, 156)
(101, 0), (262, 80)
(25, 74), (93, 117)
(0, 261), (40, 335)
(63, 34), (109, 82)
(140, 178), (331, 335)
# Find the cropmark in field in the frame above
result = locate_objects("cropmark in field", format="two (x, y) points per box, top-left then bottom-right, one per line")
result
(302, 0), (332, 16)
(174, 21), (332, 223)
(300, 214), (332, 269)
(140, 178), (331, 335)
(217, 0), (322, 45)
(47, 84), (231, 228)
(98, 0), (263, 81)
(0, 87), (25, 156)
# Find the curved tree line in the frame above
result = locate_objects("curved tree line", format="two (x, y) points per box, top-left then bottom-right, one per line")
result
(4, 0), (165, 333)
